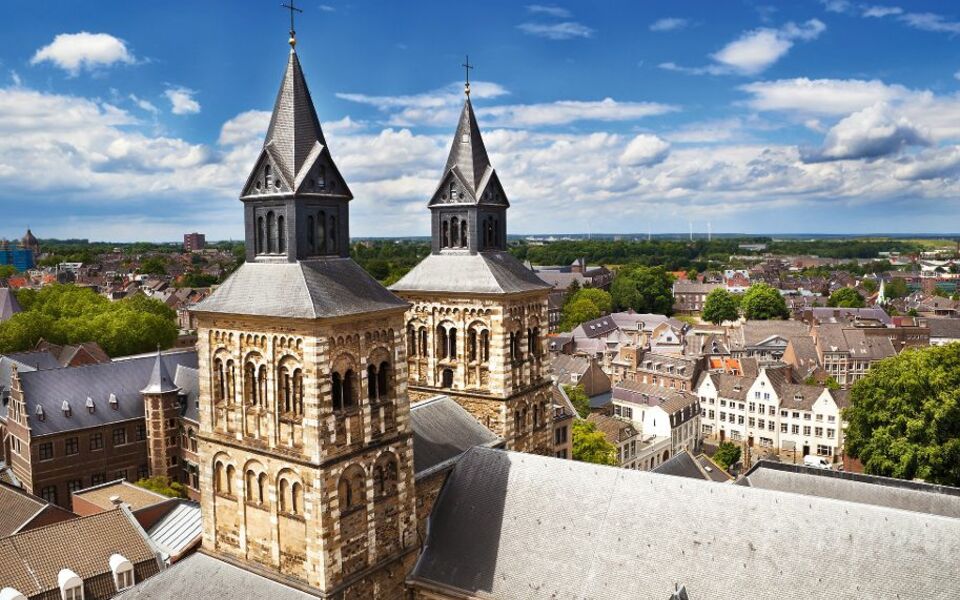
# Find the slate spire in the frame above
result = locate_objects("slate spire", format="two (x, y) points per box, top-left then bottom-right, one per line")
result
(442, 97), (492, 198)
(141, 349), (180, 395)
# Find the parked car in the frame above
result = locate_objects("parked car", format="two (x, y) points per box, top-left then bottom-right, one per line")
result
(803, 455), (832, 469)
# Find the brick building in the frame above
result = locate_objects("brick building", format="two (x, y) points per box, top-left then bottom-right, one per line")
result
(182, 232), (206, 253)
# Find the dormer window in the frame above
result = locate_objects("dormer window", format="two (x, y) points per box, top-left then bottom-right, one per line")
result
(109, 393), (118, 409)
(264, 164), (272, 189)
(61, 401), (72, 418)
(85, 397), (95, 413)
(449, 181), (456, 198)
(58, 569), (84, 600)
(34, 405), (45, 421)
(0, 588), (27, 600)
(318, 165), (326, 189)
(109, 554), (135, 591)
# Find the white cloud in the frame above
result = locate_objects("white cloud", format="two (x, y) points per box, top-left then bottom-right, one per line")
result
(862, 5), (903, 18)
(803, 103), (931, 162)
(620, 134), (671, 166)
(31, 32), (135, 75)
(740, 78), (911, 115)
(517, 21), (594, 40)
(164, 87), (201, 115)
(895, 147), (960, 180)
(711, 19), (825, 75)
(650, 18), (689, 32)
(526, 4), (571, 18)
(664, 118), (746, 143)
(899, 12), (960, 34)
(820, 0), (852, 13)
(319, 4), (335, 11)
(129, 94), (158, 115)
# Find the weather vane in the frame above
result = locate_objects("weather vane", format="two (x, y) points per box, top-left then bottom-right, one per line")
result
(281, 0), (303, 48)
(462, 55), (474, 96)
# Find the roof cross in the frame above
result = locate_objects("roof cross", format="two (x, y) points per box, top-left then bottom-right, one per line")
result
(281, 0), (304, 47)
(462, 55), (474, 96)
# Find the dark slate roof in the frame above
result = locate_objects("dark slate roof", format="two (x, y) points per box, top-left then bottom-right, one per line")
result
(13, 350), (198, 437)
(577, 315), (619, 338)
(195, 259), (408, 319)
(0, 287), (21, 322)
(115, 552), (315, 600)
(389, 252), (550, 295)
(612, 380), (695, 415)
(174, 365), (199, 423)
(740, 461), (960, 519)
(410, 396), (501, 476)
(141, 350), (180, 394)
(926, 317), (960, 340)
(428, 97), (501, 207)
(410, 447), (960, 599)
(652, 450), (710, 480)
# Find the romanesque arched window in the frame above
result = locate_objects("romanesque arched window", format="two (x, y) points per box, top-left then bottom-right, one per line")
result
(373, 454), (398, 498)
(257, 365), (268, 409)
(367, 364), (377, 402)
(450, 217), (459, 247)
(418, 327), (427, 357)
(449, 328), (457, 359)
(213, 358), (225, 402)
(460, 219), (468, 247)
(225, 360), (236, 404)
(281, 367), (292, 413)
(332, 372), (343, 411)
(343, 369), (355, 408)
(338, 465), (365, 513)
(257, 472), (267, 505)
(307, 215), (315, 252)
(407, 325), (417, 357)
(317, 211), (326, 251)
(293, 368), (303, 415)
(441, 220), (449, 248)
(245, 470), (256, 502)
(377, 361), (390, 399)
(533, 404), (539, 429)
(514, 409), (522, 432)
(480, 330), (490, 363)
(226, 465), (235, 495)
(215, 461), (225, 493)
(244, 361), (257, 405)
(266, 212), (276, 254)
(328, 215), (337, 252)
(468, 329), (478, 361)
(437, 326), (448, 359)
(257, 217), (265, 254)
(279, 478), (289, 512)
(277, 215), (286, 253)
(291, 482), (302, 514)
(532, 327), (541, 357)
(449, 181), (456, 199)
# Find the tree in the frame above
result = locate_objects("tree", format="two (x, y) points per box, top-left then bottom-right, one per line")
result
(933, 286), (949, 298)
(559, 298), (601, 332)
(887, 277), (909, 299)
(137, 256), (168, 276)
(861, 278), (878, 294)
(563, 384), (591, 418)
(740, 283), (789, 320)
(572, 420), (617, 466)
(0, 265), (16, 279)
(701, 288), (739, 325)
(843, 344), (960, 486)
(565, 279), (581, 300)
(610, 265), (674, 315)
(575, 288), (613, 314)
(827, 287), (866, 308)
(135, 476), (187, 498)
(712, 441), (742, 471)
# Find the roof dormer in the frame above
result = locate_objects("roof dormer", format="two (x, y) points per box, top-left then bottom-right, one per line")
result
(57, 569), (83, 600)
(109, 554), (135, 592)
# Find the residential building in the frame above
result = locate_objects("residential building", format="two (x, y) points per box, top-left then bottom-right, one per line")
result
(611, 379), (700, 461)
(812, 324), (897, 388)
(0, 480), (74, 537)
(927, 317), (960, 346)
(672, 281), (720, 314)
(729, 319), (812, 363)
(632, 351), (702, 392)
(697, 368), (847, 459)
(587, 413), (642, 469)
(550, 385), (575, 459)
(531, 258), (613, 292)
(723, 269), (750, 293)
(182, 232), (206, 253)
(550, 354), (611, 397)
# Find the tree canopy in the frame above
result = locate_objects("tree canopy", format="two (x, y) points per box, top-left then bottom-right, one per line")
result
(701, 287), (739, 325)
(135, 476), (187, 498)
(886, 277), (909, 299)
(563, 384), (591, 418)
(0, 285), (178, 357)
(610, 265), (674, 315)
(827, 287), (866, 308)
(572, 420), (617, 466)
(740, 283), (789, 320)
(843, 344), (960, 486)
(712, 441), (742, 471)
(559, 288), (612, 331)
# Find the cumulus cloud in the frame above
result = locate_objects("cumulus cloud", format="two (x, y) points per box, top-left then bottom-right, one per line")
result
(740, 78), (911, 115)
(31, 32), (135, 75)
(619, 134), (670, 166)
(895, 147), (960, 180)
(650, 18), (689, 32)
(164, 87), (200, 115)
(803, 103), (931, 162)
(129, 94), (158, 115)
(517, 21), (594, 39)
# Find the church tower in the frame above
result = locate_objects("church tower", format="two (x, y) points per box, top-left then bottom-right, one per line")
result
(390, 77), (554, 455)
(192, 26), (417, 598)
(141, 349), (182, 481)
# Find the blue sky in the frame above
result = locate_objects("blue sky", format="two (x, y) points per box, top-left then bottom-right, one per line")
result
(4, 0), (960, 241)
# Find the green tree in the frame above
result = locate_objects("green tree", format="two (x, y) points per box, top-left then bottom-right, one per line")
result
(740, 283), (789, 320)
(0, 265), (16, 279)
(135, 476), (187, 498)
(610, 265), (674, 315)
(887, 277), (909, 299)
(572, 420), (617, 466)
(565, 279), (581, 300)
(563, 384), (591, 418)
(933, 286), (949, 298)
(861, 278), (878, 294)
(712, 441), (742, 471)
(827, 287), (866, 308)
(137, 256), (168, 276)
(559, 298), (601, 332)
(843, 344), (960, 486)
(574, 288), (613, 314)
(701, 287), (739, 325)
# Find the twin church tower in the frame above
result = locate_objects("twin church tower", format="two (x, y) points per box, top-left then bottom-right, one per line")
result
(192, 28), (552, 597)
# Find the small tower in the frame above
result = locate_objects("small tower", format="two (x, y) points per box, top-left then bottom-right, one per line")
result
(141, 349), (182, 481)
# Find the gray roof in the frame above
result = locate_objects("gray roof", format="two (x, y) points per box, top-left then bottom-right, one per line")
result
(740, 461), (960, 519)
(0, 287), (21, 322)
(195, 259), (407, 319)
(141, 350), (180, 394)
(815, 324), (897, 359)
(612, 380), (695, 414)
(428, 97), (502, 207)
(174, 365), (199, 423)
(735, 319), (811, 349)
(410, 396), (501, 476)
(652, 450), (713, 481)
(11, 350), (198, 436)
(147, 501), (202, 561)
(115, 552), (316, 600)
(926, 317), (960, 340)
(410, 447), (960, 599)
(809, 307), (892, 326)
(389, 252), (550, 295)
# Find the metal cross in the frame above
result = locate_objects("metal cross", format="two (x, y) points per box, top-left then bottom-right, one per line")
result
(281, 0), (303, 38)
(462, 55), (474, 95)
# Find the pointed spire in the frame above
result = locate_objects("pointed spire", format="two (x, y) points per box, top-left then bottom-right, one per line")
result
(262, 49), (328, 184)
(141, 348), (180, 395)
(443, 97), (492, 196)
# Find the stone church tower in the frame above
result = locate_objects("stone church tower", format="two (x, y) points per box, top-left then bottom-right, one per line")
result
(192, 35), (417, 598)
(390, 85), (554, 455)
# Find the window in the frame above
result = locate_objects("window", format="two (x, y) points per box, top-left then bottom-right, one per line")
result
(803, 413), (811, 421)
(136, 423), (147, 441)
(720, 400), (727, 408)
(92, 473), (107, 485)
(816, 444), (832, 456)
(768, 406), (776, 416)
(791, 424), (800, 434)
(40, 485), (57, 504)
(65, 437), (79, 455)
(748, 402), (756, 413)
(111, 554), (136, 591)
(138, 465), (149, 480)
(621, 406), (633, 420)
(719, 412), (726, 422)
(738, 415), (744, 425)
(763, 393), (770, 400)
(827, 428), (836, 438)
(815, 427), (824, 437)
(38, 442), (53, 460)
(115, 469), (128, 481)
(803, 426), (811, 436)
(113, 427), (127, 446)
(758, 419), (765, 428)
(780, 410), (788, 418)
(67, 479), (83, 494)
(90, 432), (103, 450)
(748, 418), (755, 427)
(768, 421), (775, 431)
(708, 410), (715, 419)
(828, 415), (836, 423)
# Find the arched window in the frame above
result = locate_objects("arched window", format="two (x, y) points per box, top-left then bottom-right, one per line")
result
(449, 328), (457, 359)
(514, 409), (522, 431)
(328, 215), (337, 252)
(189, 428), (197, 452)
(441, 368), (454, 388)
(225, 360), (236, 404)
(293, 368), (303, 415)
(226, 465), (235, 495)
(257, 365), (268, 409)
(468, 329), (477, 361)
(256, 217), (265, 254)
(281, 367), (292, 413)
(450, 217), (459, 247)
(419, 327), (427, 356)
(338, 466), (365, 513)
(332, 372), (343, 411)
(264, 164), (272, 189)
(291, 482), (302, 514)
(266, 212), (276, 254)
(215, 461), (225, 493)
(377, 361), (390, 399)
(279, 478), (289, 512)
(460, 219), (468, 247)
(449, 181), (456, 199)
(244, 362), (257, 405)
(307, 215), (315, 251)
(245, 470), (256, 502)
(318, 165), (326, 189)
(441, 220), (449, 248)
(373, 455), (398, 498)
(532, 327), (541, 356)
(437, 326), (448, 359)
(214, 358), (225, 402)
(481, 330), (490, 363)
(257, 472), (267, 504)
(344, 369), (355, 408)
(277, 215), (286, 253)
(367, 364), (378, 402)
(317, 210), (326, 251)
(533, 404), (539, 428)
(407, 325), (417, 357)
